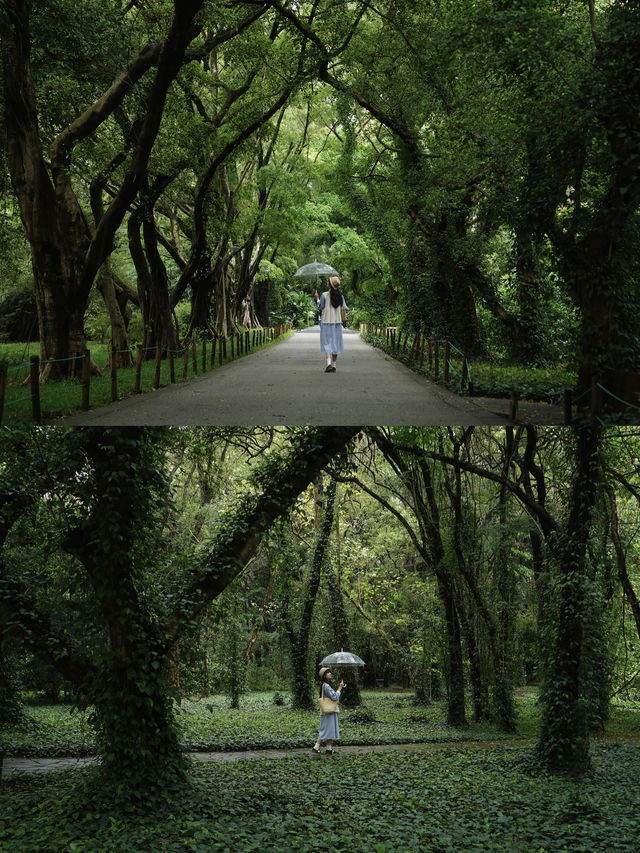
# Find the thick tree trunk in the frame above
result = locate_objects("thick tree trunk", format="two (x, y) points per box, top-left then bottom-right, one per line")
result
(97, 266), (134, 367)
(0, 643), (24, 728)
(462, 607), (491, 722)
(63, 430), (185, 792)
(1, 1), (202, 377)
(436, 571), (467, 727)
(128, 208), (178, 355)
(536, 426), (603, 775)
(1, 3), (90, 377)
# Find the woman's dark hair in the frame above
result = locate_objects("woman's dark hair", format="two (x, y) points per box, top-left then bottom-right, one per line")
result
(328, 276), (342, 309)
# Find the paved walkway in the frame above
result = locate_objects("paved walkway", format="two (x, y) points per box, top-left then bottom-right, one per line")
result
(54, 328), (521, 426)
(2, 740), (534, 778)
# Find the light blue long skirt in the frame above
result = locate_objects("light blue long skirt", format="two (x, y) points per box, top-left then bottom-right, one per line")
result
(318, 712), (340, 740)
(320, 323), (344, 355)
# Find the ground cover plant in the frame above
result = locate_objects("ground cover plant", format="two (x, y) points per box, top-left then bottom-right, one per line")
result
(2, 690), (638, 759)
(2, 744), (640, 852)
(360, 330), (576, 404)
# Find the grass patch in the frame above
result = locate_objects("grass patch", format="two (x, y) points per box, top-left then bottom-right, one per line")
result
(361, 331), (576, 402)
(2, 744), (639, 851)
(0, 330), (293, 426)
(2, 689), (639, 758)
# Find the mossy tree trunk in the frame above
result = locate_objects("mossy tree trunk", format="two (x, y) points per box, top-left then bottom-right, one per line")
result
(283, 478), (337, 710)
(63, 430), (185, 793)
(535, 426), (603, 775)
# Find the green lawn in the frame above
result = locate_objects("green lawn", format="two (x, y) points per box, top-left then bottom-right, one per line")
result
(0, 331), (292, 426)
(2, 691), (640, 851)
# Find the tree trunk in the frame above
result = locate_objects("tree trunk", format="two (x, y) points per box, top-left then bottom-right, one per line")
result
(97, 265), (134, 367)
(462, 607), (491, 722)
(0, 643), (24, 728)
(494, 431), (517, 732)
(435, 570), (467, 727)
(1, 1), (203, 376)
(536, 426), (603, 775)
(1, 2), (92, 378)
(62, 430), (185, 793)
(287, 478), (337, 710)
(129, 205), (178, 355)
(324, 529), (362, 708)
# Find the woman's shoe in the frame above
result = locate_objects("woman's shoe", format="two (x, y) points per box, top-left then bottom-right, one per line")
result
(325, 365), (333, 372)
(325, 748), (334, 755)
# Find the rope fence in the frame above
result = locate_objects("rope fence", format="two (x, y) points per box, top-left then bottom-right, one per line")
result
(0, 323), (292, 425)
(359, 323), (640, 425)
(360, 324), (473, 395)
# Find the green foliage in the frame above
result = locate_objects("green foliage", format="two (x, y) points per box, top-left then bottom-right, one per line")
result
(361, 330), (576, 401)
(2, 741), (640, 851)
(0, 690), (546, 757)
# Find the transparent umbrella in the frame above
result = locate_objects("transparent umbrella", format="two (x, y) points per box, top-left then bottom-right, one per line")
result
(293, 262), (339, 277)
(319, 650), (365, 668)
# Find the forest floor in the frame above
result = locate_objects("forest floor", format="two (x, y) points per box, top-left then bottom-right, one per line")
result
(53, 327), (561, 426)
(3, 693), (640, 850)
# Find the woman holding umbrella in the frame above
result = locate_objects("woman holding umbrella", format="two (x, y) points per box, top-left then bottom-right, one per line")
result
(312, 667), (344, 755)
(314, 276), (347, 373)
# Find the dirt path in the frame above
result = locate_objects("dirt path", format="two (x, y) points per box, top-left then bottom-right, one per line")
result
(54, 328), (514, 426)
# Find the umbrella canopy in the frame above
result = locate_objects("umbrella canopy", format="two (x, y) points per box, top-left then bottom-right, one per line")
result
(293, 262), (339, 277)
(320, 650), (365, 668)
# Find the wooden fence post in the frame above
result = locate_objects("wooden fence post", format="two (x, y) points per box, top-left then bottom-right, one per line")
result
(110, 347), (118, 401)
(461, 355), (468, 391)
(135, 345), (143, 393)
(192, 340), (197, 375)
(0, 362), (7, 424)
(183, 346), (189, 379)
(590, 375), (602, 425)
(231, 335), (235, 358)
(509, 391), (519, 422)
(211, 337), (216, 368)
(444, 339), (450, 383)
(81, 349), (91, 410)
(420, 335), (426, 368)
(153, 345), (161, 389)
(30, 355), (41, 422)
(202, 338), (207, 372)
(434, 340), (440, 380)
(221, 337), (226, 364)
(169, 348), (176, 384)
(564, 389), (573, 425)
(410, 334), (418, 361)
(427, 339), (433, 369)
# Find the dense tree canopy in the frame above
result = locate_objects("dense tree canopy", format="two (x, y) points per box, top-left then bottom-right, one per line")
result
(1, 0), (639, 393)
(2, 425), (640, 789)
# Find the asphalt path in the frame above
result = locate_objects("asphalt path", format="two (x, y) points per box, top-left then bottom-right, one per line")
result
(55, 327), (507, 426)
